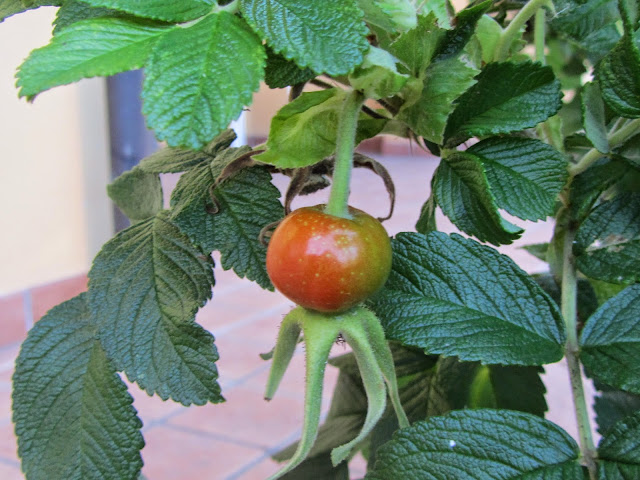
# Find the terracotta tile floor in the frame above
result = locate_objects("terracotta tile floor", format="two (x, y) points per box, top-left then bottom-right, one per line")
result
(0, 153), (594, 479)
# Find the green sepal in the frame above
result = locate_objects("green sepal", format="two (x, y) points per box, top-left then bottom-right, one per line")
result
(265, 311), (303, 400)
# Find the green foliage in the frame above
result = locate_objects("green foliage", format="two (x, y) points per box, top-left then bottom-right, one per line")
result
(107, 167), (163, 223)
(256, 89), (385, 167)
(170, 147), (284, 289)
(580, 285), (640, 394)
(369, 232), (566, 365)
(597, 411), (640, 479)
(582, 82), (610, 153)
(348, 46), (409, 100)
(433, 151), (524, 244)
(264, 46), (316, 89)
(6, 1), (640, 478)
(594, 383), (640, 435)
(17, 18), (172, 99)
(357, 0), (417, 33)
(432, 136), (566, 244)
(468, 137), (567, 221)
(142, 12), (265, 148)
(53, 1), (124, 34)
(574, 192), (640, 284)
(240, 0), (369, 75)
(431, 0), (491, 61)
(596, 0), (640, 118)
(1, 0), (61, 23)
(366, 409), (582, 479)
(88, 212), (222, 405)
(140, 129), (237, 173)
(78, 0), (215, 22)
(399, 55), (479, 144)
(443, 61), (563, 147)
(13, 294), (144, 480)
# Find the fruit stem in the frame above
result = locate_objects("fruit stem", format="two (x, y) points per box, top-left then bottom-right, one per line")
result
(325, 90), (366, 218)
(560, 228), (597, 480)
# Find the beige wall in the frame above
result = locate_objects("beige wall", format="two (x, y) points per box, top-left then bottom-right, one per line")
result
(0, 8), (112, 295)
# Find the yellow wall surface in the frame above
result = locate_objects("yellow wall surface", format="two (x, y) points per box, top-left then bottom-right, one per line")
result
(0, 8), (113, 295)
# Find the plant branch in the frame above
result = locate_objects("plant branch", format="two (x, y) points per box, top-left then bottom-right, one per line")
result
(494, 0), (550, 61)
(534, 8), (546, 64)
(570, 118), (640, 176)
(325, 90), (366, 218)
(561, 229), (597, 480)
(218, 0), (239, 13)
(310, 78), (337, 90)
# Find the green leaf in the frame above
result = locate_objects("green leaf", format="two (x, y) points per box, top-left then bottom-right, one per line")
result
(582, 82), (610, 153)
(550, 0), (619, 43)
(366, 409), (582, 479)
(523, 242), (549, 262)
(483, 365), (547, 416)
(88, 211), (222, 405)
(569, 158), (628, 224)
(240, 0), (369, 75)
(170, 147), (284, 289)
(368, 351), (547, 468)
(594, 383), (640, 435)
(77, 0), (214, 22)
(580, 285), (640, 395)
(574, 192), (640, 284)
(433, 152), (523, 245)
(1, 0), (57, 22)
(598, 411), (640, 479)
(12, 294), (144, 480)
(348, 46), (409, 99)
(53, 0), (123, 34)
(432, 0), (491, 62)
(597, 35), (640, 118)
(369, 232), (566, 365)
(264, 46), (316, 89)
(139, 129), (237, 174)
(255, 89), (385, 168)
(417, 0), (451, 29)
(472, 14), (503, 64)
(387, 13), (445, 77)
(107, 167), (163, 223)
(17, 17), (172, 99)
(142, 12), (265, 149)
(357, 0), (417, 33)
(399, 55), (479, 145)
(443, 61), (563, 147)
(468, 136), (568, 221)
(415, 192), (437, 234)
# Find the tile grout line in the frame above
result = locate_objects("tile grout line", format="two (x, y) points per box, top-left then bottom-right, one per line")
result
(211, 302), (292, 338)
(0, 455), (20, 468)
(162, 423), (268, 452)
(223, 428), (304, 480)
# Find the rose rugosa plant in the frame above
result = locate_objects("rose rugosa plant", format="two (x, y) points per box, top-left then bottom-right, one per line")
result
(5, 1), (640, 479)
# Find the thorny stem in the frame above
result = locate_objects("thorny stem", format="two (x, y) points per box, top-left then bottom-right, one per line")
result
(560, 229), (598, 480)
(570, 118), (640, 176)
(494, 0), (551, 61)
(325, 90), (366, 218)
